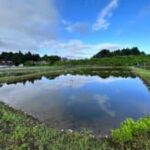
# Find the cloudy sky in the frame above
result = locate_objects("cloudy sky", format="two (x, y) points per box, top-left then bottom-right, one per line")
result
(0, 0), (150, 58)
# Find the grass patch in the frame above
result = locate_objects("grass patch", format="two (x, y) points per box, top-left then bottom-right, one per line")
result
(131, 67), (150, 86)
(0, 66), (131, 84)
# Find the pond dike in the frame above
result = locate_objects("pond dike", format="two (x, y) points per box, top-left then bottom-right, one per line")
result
(131, 67), (150, 90)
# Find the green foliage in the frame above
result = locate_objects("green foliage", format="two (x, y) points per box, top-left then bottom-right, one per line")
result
(111, 118), (134, 143)
(111, 117), (150, 143)
(0, 51), (40, 66)
(0, 51), (61, 66)
(93, 47), (145, 58)
(42, 55), (61, 65)
(56, 55), (150, 67)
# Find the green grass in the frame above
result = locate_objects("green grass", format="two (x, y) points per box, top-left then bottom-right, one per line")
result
(1, 102), (150, 150)
(0, 66), (131, 84)
(56, 55), (150, 66)
(131, 67), (150, 86)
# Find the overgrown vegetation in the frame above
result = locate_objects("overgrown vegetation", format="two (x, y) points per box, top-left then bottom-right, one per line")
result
(1, 102), (150, 150)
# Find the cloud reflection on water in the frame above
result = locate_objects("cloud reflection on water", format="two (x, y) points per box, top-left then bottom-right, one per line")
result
(0, 74), (150, 134)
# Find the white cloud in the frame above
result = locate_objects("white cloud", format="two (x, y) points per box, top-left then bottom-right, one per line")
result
(62, 20), (89, 34)
(66, 23), (89, 33)
(0, 0), (59, 51)
(52, 75), (124, 89)
(94, 94), (115, 117)
(93, 0), (118, 31)
(41, 39), (129, 59)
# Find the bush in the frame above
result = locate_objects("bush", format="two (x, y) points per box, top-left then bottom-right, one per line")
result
(111, 117), (150, 143)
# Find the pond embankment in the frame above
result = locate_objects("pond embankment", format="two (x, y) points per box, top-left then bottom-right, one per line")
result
(131, 67), (150, 88)
(0, 66), (130, 83)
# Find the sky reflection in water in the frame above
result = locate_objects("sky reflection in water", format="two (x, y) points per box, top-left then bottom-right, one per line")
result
(0, 74), (150, 134)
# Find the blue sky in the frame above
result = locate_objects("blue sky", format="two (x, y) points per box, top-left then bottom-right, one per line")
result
(0, 0), (150, 58)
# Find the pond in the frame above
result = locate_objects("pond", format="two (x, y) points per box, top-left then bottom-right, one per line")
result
(0, 71), (150, 135)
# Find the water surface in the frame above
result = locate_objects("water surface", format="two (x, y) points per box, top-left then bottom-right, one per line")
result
(0, 73), (150, 135)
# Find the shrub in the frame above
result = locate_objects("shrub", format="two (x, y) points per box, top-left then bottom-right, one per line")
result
(111, 117), (150, 143)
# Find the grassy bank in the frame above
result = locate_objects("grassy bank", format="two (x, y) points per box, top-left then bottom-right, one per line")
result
(1, 102), (150, 150)
(131, 67), (150, 87)
(0, 66), (131, 84)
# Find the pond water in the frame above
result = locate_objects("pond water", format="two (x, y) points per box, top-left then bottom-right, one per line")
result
(0, 73), (150, 135)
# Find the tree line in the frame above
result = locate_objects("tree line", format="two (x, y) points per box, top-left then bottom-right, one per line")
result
(93, 47), (145, 58)
(0, 47), (148, 66)
(0, 51), (61, 66)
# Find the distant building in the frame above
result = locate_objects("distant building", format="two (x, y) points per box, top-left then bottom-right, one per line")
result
(0, 60), (13, 66)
